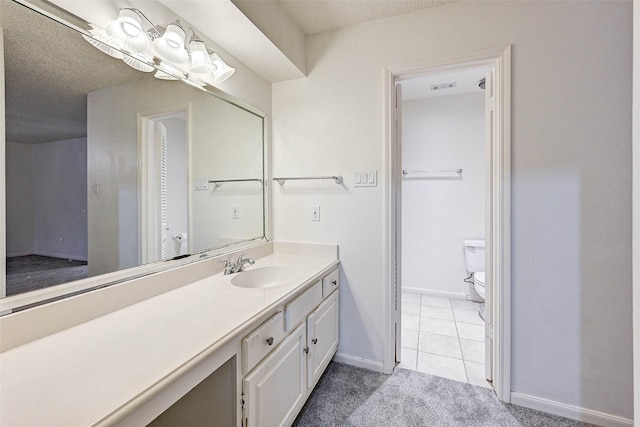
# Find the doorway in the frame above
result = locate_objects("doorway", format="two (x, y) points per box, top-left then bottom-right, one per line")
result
(398, 66), (490, 387)
(384, 46), (511, 401)
(139, 107), (189, 264)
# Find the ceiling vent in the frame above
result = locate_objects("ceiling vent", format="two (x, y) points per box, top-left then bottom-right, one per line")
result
(430, 82), (456, 91)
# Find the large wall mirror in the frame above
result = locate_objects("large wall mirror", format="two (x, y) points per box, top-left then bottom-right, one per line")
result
(1, 0), (266, 310)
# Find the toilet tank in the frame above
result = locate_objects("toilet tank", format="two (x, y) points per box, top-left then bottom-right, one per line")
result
(463, 240), (485, 273)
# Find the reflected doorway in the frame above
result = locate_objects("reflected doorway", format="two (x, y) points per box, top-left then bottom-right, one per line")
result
(140, 107), (189, 264)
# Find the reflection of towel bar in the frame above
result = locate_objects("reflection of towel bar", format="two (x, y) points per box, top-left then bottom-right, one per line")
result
(273, 175), (343, 185)
(402, 169), (462, 175)
(208, 178), (262, 188)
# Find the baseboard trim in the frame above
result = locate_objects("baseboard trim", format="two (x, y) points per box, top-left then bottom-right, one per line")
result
(7, 251), (33, 258)
(402, 286), (468, 300)
(333, 353), (384, 373)
(33, 251), (88, 262)
(510, 392), (633, 427)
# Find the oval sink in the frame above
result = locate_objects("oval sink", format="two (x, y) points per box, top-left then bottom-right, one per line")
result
(230, 266), (300, 289)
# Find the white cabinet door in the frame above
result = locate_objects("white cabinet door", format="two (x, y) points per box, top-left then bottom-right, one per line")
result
(306, 291), (339, 389)
(243, 323), (306, 427)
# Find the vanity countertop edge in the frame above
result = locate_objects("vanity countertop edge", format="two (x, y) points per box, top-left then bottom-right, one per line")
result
(0, 241), (339, 426)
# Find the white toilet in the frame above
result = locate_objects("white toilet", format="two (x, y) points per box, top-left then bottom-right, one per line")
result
(463, 239), (486, 302)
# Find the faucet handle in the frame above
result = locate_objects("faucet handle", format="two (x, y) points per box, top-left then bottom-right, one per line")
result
(219, 258), (233, 274)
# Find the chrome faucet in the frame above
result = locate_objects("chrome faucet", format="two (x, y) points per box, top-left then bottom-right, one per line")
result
(220, 254), (255, 275)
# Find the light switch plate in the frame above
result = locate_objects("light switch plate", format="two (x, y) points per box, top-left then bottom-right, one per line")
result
(195, 178), (209, 190)
(355, 170), (377, 187)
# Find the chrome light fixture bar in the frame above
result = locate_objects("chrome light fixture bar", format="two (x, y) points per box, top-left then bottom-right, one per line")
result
(84, 8), (235, 85)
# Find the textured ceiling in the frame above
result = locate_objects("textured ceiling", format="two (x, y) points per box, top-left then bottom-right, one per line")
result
(2, 0), (144, 144)
(278, 0), (458, 35)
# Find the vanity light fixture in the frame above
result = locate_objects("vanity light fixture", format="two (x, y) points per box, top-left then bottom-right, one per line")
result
(153, 21), (189, 64)
(106, 9), (149, 53)
(84, 8), (235, 85)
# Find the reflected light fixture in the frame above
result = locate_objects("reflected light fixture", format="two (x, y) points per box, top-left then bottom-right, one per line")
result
(84, 8), (235, 86)
(82, 26), (123, 59)
(122, 53), (155, 73)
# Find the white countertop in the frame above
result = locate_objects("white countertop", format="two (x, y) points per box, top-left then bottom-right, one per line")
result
(0, 250), (338, 426)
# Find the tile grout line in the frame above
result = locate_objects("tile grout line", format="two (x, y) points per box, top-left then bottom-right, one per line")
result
(451, 298), (471, 384)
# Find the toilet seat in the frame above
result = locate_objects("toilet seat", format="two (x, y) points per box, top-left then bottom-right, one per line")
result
(473, 272), (485, 299)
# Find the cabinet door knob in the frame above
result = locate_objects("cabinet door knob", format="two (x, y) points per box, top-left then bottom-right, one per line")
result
(312, 338), (318, 344)
(303, 346), (309, 354)
(266, 337), (274, 346)
(332, 280), (337, 286)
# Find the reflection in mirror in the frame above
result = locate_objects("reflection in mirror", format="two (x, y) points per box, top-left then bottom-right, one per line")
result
(2, 0), (265, 301)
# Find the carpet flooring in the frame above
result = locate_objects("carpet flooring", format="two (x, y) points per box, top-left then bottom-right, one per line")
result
(293, 362), (598, 427)
(6, 255), (88, 296)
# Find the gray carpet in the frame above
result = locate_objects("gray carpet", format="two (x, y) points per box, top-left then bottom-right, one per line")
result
(293, 362), (599, 427)
(6, 255), (88, 296)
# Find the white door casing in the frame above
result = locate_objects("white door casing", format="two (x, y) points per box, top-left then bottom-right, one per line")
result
(384, 46), (511, 402)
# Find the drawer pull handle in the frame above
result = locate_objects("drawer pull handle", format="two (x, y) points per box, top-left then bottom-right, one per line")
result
(332, 280), (337, 286)
(312, 338), (318, 344)
(266, 337), (274, 346)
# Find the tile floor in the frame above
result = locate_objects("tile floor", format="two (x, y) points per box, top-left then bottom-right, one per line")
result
(399, 291), (491, 388)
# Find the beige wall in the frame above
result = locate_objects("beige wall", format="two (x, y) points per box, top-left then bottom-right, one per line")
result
(273, 0), (632, 421)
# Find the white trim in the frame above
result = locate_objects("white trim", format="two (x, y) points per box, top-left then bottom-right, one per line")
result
(333, 353), (385, 373)
(632, 0), (639, 419)
(401, 287), (467, 300)
(511, 393), (633, 427)
(383, 45), (512, 399)
(0, 29), (6, 299)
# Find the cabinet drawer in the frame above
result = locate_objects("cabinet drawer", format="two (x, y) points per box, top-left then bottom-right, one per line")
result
(242, 312), (285, 374)
(285, 281), (322, 332)
(322, 269), (339, 297)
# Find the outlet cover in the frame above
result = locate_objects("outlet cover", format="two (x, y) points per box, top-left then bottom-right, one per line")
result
(311, 205), (320, 221)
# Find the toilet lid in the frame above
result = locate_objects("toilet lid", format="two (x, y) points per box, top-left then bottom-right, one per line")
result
(474, 272), (485, 287)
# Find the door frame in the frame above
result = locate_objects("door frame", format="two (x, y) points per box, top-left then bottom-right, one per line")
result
(138, 104), (190, 264)
(383, 46), (512, 402)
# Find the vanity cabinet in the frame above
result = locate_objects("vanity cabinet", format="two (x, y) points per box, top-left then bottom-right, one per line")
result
(242, 323), (307, 427)
(307, 291), (339, 389)
(241, 268), (339, 427)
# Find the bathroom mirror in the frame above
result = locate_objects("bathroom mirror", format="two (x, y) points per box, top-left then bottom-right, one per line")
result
(1, 0), (266, 308)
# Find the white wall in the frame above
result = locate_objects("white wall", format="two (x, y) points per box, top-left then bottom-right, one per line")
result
(32, 138), (87, 261)
(401, 93), (485, 297)
(6, 138), (87, 261)
(6, 141), (34, 257)
(272, 0), (632, 422)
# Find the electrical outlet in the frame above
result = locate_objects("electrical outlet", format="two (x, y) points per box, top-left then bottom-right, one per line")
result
(311, 205), (320, 222)
(232, 205), (240, 219)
